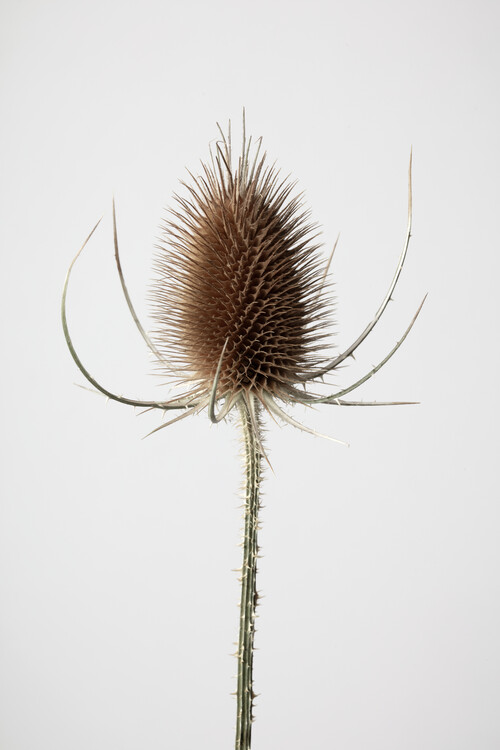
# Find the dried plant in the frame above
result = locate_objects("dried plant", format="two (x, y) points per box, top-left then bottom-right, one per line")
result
(62, 116), (424, 750)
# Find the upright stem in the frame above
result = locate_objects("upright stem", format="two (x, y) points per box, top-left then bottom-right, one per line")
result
(235, 398), (262, 750)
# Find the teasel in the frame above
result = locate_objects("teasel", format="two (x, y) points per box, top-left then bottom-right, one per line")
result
(62, 115), (424, 750)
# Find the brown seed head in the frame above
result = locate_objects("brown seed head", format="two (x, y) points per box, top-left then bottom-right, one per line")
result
(151, 125), (332, 407)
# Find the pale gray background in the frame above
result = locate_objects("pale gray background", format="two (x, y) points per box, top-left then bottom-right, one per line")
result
(1, 0), (499, 748)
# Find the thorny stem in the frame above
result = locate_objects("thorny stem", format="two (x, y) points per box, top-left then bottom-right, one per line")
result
(236, 398), (262, 750)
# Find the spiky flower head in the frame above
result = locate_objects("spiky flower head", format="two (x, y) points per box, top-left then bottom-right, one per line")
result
(151, 125), (332, 416)
(62, 116), (421, 442)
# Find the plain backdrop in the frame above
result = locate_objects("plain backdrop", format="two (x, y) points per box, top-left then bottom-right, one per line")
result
(1, 0), (499, 748)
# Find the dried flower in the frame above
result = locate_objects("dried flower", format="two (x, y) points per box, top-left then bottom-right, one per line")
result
(62, 115), (424, 750)
(151, 123), (331, 419)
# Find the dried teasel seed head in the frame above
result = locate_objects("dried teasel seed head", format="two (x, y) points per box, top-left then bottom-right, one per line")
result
(150, 123), (333, 409)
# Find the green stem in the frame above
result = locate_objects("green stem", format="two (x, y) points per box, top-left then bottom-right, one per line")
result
(235, 398), (262, 750)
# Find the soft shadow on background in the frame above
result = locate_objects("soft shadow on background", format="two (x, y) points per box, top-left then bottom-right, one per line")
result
(1, 0), (499, 748)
